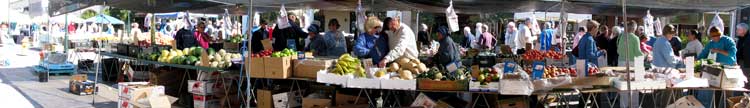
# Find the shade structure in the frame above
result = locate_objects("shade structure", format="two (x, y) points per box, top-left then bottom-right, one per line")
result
(51, 15), (86, 23)
(85, 14), (125, 24)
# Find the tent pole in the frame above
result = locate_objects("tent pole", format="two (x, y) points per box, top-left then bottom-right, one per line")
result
(620, 0), (633, 108)
(731, 9), (737, 39)
(246, 0), (253, 107)
(64, 13), (68, 53)
(560, 0), (566, 53)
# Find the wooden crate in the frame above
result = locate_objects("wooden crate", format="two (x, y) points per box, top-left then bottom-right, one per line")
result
(417, 79), (469, 91)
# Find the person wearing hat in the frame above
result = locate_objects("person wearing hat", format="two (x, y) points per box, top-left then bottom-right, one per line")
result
(321, 19), (348, 56)
(698, 26), (737, 65)
(307, 24), (330, 56)
(378, 16), (419, 67)
(432, 26), (461, 67)
(354, 16), (390, 64)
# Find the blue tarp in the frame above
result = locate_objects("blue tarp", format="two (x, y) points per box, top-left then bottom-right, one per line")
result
(85, 14), (125, 24)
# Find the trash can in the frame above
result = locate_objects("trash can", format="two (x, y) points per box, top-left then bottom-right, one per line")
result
(38, 72), (48, 82)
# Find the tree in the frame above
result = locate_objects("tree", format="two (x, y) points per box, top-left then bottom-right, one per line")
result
(80, 9), (98, 19)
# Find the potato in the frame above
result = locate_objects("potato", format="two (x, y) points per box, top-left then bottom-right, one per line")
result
(417, 63), (428, 72)
(397, 58), (411, 66)
(389, 63), (400, 72)
(410, 68), (420, 74)
(399, 70), (414, 80)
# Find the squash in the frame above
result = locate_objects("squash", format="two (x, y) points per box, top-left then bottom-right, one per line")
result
(417, 63), (428, 72)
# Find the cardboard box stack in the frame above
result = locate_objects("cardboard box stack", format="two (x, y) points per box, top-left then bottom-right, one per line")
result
(117, 82), (177, 108)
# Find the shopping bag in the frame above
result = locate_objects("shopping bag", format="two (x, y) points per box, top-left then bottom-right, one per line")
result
(666, 95), (704, 108)
(445, 0), (459, 32)
(707, 52), (717, 61)
(277, 4), (291, 29)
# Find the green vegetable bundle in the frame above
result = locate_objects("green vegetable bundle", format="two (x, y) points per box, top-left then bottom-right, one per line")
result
(332, 54), (366, 77)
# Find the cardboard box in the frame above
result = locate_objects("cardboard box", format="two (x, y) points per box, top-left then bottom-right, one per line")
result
(303, 98), (331, 108)
(193, 95), (220, 108)
(345, 78), (380, 89)
(249, 57), (266, 78)
(188, 80), (218, 95)
(499, 79), (533, 95)
(117, 99), (133, 108)
(117, 82), (164, 100)
(70, 74), (88, 82)
(257, 90), (273, 108)
(265, 57), (292, 79)
(417, 79), (469, 91)
(69, 80), (95, 95)
(497, 97), (528, 108)
(335, 92), (368, 106)
(411, 93), (436, 108)
(257, 89), (302, 108)
(293, 59), (335, 78)
(196, 71), (221, 81)
(702, 67), (747, 88)
(380, 79), (416, 90)
(273, 91), (302, 108)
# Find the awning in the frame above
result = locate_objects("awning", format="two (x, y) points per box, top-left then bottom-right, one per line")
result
(50, 0), (750, 17)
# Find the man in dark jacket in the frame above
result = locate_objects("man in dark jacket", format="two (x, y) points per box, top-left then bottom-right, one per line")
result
(737, 23), (750, 68)
(433, 26), (460, 67)
(272, 14), (307, 51)
(251, 20), (269, 53)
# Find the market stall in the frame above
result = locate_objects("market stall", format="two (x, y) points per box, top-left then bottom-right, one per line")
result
(44, 0), (750, 107)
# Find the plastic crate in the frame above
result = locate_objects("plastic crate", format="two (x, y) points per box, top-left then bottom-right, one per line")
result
(40, 61), (76, 70)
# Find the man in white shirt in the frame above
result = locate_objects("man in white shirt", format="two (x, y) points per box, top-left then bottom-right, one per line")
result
(378, 17), (419, 67)
(505, 22), (518, 53)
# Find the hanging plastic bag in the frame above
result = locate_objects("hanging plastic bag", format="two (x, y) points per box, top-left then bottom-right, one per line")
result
(709, 12), (724, 33)
(355, 0), (366, 32)
(654, 18), (663, 36)
(643, 10), (655, 37)
(446, 0), (459, 32)
(302, 8), (314, 33)
(277, 4), (291, 29)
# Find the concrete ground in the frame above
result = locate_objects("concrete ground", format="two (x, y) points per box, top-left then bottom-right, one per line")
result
(0, 46), (121, 108)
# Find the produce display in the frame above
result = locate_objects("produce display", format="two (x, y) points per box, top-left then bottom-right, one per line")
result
(226, 34), (244, 43)
(543, 66), (577, 78)
(148, 47), (241, 68)
(387, 58), (429, 80)
(271, 49), (298, 57)
(475, 68), (499, 85)
(250, 50), (273, 58)
(416, 67), (468, 81)
(521, 50), (564, 61)
(331, 54), (367, 77)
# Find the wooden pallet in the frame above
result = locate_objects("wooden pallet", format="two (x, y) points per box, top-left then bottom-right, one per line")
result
(33, 66), (76, 76)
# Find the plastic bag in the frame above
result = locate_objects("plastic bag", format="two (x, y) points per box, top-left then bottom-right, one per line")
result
(446, 0), (459, 32)
(277, 4), (291, 29)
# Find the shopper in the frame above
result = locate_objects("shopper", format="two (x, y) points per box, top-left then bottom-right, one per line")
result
(617, 21), (643, 66)
(433, 26), (461, 67)
(251, 20), (269, 53)
(736, 23), (750, 67)
(577, 20), (605, 66)
(378, 17), (419, 67)
(518, 20), (533, 53)
(272, 13), (307, 51)
(462, 26), (476, 49)
(417, 23), (431, 47)
(477, 24), (496, 50)
(606, 26), (621, 66)
(595, 26), (610, 49)
(698, 26), (737, 65)
(320, 19), (348, 56)
(194, 21), (211, 49)
(669, 33), (683, 55)
(539, 22), (554, 51)
(306, 24), (328, 56)
(652, 25), (681, 68)
(680, 30), (703, 57)
(504, 22), (518, 53)
(354, 16), (389, 64)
